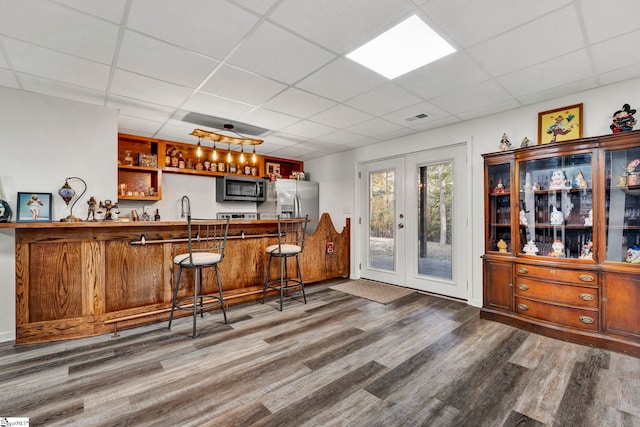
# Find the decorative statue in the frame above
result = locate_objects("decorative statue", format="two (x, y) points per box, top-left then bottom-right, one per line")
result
(519, 209), (528, 226)
(626, 245), (640, 263)
(580, 241), (593, 260)
(99, 199), (119, 221)
(522, 240), (539, 255)
(573, 171), (588, 189)
(611, 104), (637, 133)
(549, 169), (569, 190)
(584, 209), (593, 226)
(493, 178), (508, 193)
(499, 133), (511, 151)
(497, 239), (508, 253)
(86, 196), (97, 221)
(520, 137), (530, 148)
(549, 240), (566, 257)
(550, 206), (564, 225)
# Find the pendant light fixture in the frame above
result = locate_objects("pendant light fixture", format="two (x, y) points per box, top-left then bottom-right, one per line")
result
(212, 141), (218, 161)
(239, 144), (245, 164)
(252, 145), (257, 164)
(226, 143), (232, 163)
(189, 125), (264, 167)
(196, 137), (202, 158)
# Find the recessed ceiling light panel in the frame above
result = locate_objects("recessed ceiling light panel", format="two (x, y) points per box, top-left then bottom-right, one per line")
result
(346, 15), (456, 79)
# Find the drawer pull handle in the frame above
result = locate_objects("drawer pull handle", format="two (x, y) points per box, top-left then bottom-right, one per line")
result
(579, 316), (594, 324)
(518, 284), (529, 291)
(579, 293), (594, 301)
(579, 274), (595, 282)
(517, 303), (529, 311)
(517, 268), (528, 274)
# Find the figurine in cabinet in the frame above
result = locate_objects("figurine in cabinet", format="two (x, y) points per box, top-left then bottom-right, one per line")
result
(523, 240), (539, 255)
(497, 239), (508, 253)
(493, 179), (508, 193)
(584, 209), (593, 226)
(626, 245), (640, 263)
(573, 171), (588, 189)
(86, 196), (97, 221)
(550, 206), (564, 225)
(519, 209), (528, 225)
(549, 240), (566, 257)
(549, 169), (569, 190)
(580, 241), (593, 260)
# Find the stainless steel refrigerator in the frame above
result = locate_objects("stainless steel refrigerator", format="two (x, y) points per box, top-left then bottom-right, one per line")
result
(257, 179), (319, 233)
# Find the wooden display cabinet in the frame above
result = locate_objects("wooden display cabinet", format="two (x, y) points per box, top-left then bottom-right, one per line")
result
(118, 134), (162, 201)
(263, 155), (304, 179)
(481, 130), (640, 357)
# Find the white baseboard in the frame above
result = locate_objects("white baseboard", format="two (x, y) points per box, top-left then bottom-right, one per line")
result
(0, 329), (16, 344)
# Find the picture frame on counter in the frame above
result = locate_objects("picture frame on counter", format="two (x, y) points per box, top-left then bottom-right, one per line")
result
(16, 192), (52, 222)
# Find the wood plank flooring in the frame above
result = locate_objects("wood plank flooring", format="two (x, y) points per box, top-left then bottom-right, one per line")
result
(1, 279), (640, 426)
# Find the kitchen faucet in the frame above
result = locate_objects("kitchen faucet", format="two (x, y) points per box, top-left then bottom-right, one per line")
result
(180, 195), (191, 218)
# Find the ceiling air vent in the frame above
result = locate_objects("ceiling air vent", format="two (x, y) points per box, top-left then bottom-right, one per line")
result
(405, 113), (429, 122)
(181, 112), (269, 136)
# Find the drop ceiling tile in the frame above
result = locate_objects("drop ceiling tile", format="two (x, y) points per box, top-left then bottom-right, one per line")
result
(347, 118), (403, 138)
(300, 139), (348, 153)
(376, 127), (417, 141)
(107, 95), (174, 123)
(346, 82), (423, 116)
(456, 98), (522, 121)
(0, 0), (119, 63)
(599, 64), (640, 86)
(421, 0), (572, 47)
(296, 58), (386, 102)
(280, 120), (336, 139)
(498, 50), (593, 98)
(239, 107), (300, 131)
(0, 68), (19, 89)
(314, 129), (365, 145)
(230, 0), (279, 15)
(515, 78), (596, 106)
(581, 0), (640, 44)
(257, 142), (290, 155)
(343, 137), (380, 148)
(309, 104), (373, 129)
(117, 31), (219, 88)
(0, 44), (8, 68)
(467, 5), (584, 76)
(395, 53), (490, 100)
(269, 0), (412, 54)
(405, 115), (461, 132)
(228, 21), (335, 84)
(382, 101), (450, 127)
(264, 133), (307, 147)
(200, 64), (287, 105)
(262, 87), (336, 118)
(268, 143), (319, 160)
(52, 0), (127, 23)
(430, 79), (516, 115)
(18, 73), (106, 105)
(591, 29), (640, 74)
(3, 39), (110, 91)
(118, 115), (165, 135)
(154, 121), (206, 144)
(181, 92), (255, 121)
(127, 0), (259, 60)
(110, 69), (193, 108)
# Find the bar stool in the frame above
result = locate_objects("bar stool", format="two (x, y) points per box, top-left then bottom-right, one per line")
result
(168, 199), (229, 337)
(263, 215), (308, 311)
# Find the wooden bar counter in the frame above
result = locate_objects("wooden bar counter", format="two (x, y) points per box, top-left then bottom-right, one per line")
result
(5, 213), (349, 345)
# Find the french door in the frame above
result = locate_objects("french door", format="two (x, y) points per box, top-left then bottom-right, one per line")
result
(359, 144), (468, 299)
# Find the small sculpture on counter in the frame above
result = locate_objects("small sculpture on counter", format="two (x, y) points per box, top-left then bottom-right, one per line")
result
(611, 104), (637, 133)
(549, 169), (569, 190)
(519, 209), (528, 225)
(520, 137), (530, 148)
(584, 209), (593, 226)
(549, 240), (566, 257)
(522, 240), (539, 255)
(86, 196), (97, 221)
(499, 133), (511, 151)
(493, 179), (508, 193)
(550, 206), (564, 225)
(497, 239), (508, 253)
(573, 171), (588, 189)
(626, 245), (640, 263)
(580, 241), (594, 260)
(99, 199), (119, 221)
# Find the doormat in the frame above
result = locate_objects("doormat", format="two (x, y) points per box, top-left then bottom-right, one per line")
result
(330, 280), (416, 304)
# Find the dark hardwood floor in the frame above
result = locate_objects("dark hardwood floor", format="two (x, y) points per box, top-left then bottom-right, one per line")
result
(1, 279), (639, 426)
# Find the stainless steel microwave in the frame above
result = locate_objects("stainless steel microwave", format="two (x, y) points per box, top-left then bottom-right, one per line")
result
(216, 176), (266, 202)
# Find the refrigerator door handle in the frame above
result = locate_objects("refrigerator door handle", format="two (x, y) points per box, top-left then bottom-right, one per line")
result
(294, 195), (300, 218)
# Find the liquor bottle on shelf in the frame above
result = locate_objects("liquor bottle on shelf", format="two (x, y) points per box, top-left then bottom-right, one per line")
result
(165, 146), (171, 167)
(186, 158), (193, 169)
(170, 147), (179, 168)
(178, 152), (185, 169)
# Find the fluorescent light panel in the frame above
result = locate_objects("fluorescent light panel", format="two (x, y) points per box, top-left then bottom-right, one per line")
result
(347, 15), (456, 79)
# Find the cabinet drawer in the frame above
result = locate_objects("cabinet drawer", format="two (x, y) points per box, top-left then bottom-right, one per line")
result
(515, 264), (597, 285)
(515, 297), (598, 331)
(514, 278), (598, 308)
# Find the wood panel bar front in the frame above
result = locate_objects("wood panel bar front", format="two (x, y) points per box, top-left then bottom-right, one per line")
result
(9, 213), (349, 345)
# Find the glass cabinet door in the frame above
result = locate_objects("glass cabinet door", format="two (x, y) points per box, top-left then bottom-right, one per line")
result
(487, 163), (512, 253)
(518, 153), (593, 259)
(605, 147), (640, 262)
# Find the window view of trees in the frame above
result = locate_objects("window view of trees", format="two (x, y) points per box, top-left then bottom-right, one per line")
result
(369, 170), (395, 271)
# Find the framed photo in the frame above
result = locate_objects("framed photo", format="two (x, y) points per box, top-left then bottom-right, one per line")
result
(538, 103), (583, 145)
(266, 162), (281, 177)
(16, 192), (52, 222)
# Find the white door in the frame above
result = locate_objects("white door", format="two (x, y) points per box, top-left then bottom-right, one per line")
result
(358, 144), (469, 300)
(405, 143), (468, 299)
(359, 157), (406, 285)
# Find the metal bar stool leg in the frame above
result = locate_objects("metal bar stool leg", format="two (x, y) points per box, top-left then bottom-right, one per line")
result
(168, 266), (183, 330)
(279, 256), (285, 311)
(263, 253), (273, 304)
(296, 253), (306, 304)
(192, 268), (199, 338)
(215, 265), (227, 324)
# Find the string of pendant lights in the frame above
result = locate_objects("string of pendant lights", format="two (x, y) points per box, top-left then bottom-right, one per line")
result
(191, 126), (263, 165)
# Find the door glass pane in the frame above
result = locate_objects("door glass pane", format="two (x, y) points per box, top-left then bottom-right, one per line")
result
(418, 162), (453, 280)
(369, 169), (395, 271)
(487, 163), (512, 253)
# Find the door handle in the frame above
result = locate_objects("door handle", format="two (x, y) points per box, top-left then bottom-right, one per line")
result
(398, 223), (404, 229)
